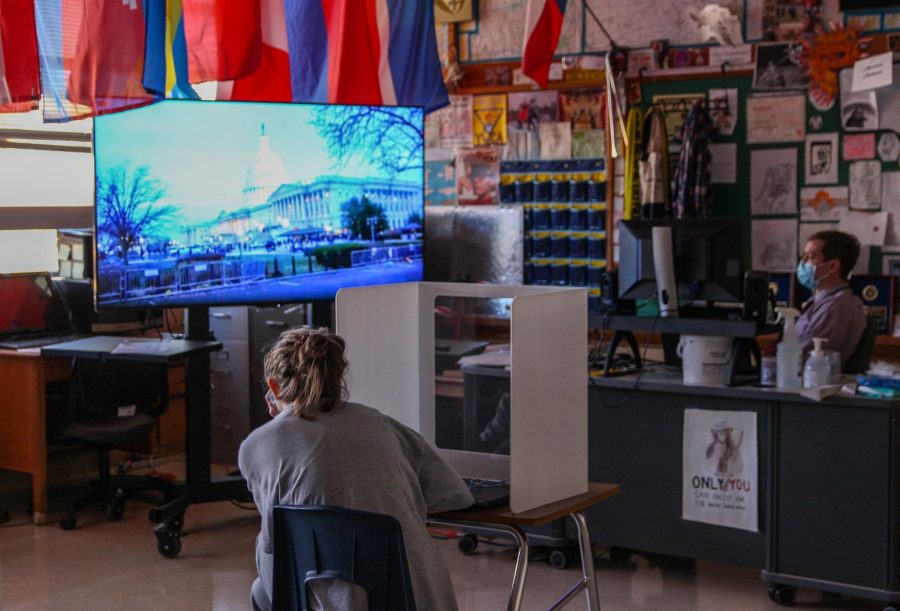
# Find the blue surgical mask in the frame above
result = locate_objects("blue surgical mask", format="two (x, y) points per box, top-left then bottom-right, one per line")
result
(796, 260), (817, 290)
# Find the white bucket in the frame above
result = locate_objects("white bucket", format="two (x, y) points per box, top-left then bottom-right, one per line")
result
(676, 335), (733, 386)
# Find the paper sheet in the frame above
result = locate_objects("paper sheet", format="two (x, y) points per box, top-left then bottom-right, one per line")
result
(752, 218), (798, 272)
(838, 210), (888, 246)
(840, 69), (879, 132)
(878, 132), (900, 162)
(708, 88), (738, 136)
(843, 133), (876, 161)
(709, 143), (737, 184)
(111, 339), (173, 355)
(746, 94), (805, 143)
(852, 52), (893, 92)
(750, 148), (797, 215)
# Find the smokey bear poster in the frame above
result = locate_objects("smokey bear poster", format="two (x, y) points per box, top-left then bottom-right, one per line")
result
(682, 408), (758, 532)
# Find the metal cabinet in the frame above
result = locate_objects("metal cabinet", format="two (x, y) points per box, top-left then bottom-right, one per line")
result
(207, 304), (306, 463)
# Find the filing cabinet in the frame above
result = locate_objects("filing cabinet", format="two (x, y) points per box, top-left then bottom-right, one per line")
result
(207, 304), (306, 463)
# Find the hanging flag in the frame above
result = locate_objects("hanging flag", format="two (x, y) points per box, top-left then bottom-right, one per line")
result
(0, 0), (41, 113)
(284, 0), (448, 112)
(144, 0), (198, 99)
(521, 0), (567, 89)
(217, 0), (291, 102)
(181, 0), (262, 84)
(34, 0), (155, 122)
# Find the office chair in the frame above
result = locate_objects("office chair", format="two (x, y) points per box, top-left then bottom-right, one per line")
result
(268, 505), (417, 611)
(55, 358), (185, 531)
(844, 315), (880, 375)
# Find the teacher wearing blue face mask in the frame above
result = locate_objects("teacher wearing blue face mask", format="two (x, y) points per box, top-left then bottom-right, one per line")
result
(796, 230), (867, 368)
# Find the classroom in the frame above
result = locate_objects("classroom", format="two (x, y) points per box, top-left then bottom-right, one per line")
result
(3, 0), (900, 609)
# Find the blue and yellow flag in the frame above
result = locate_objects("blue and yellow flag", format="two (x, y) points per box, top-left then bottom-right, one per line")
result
(143, 0), (197, 99)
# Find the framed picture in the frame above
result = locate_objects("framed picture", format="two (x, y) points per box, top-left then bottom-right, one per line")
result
(804, 133), (839, 184)
(849, 274), (895, 334)
(754, 42), (807, 90)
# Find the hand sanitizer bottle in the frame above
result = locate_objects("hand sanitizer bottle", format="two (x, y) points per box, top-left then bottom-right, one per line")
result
(776, 307), (802, 390)
(803, 337), (831, 389)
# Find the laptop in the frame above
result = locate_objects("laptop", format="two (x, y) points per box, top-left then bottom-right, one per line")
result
(0, 273), (81, 350)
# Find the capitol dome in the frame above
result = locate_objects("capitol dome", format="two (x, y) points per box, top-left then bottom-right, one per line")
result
(242, 124), (289, 206)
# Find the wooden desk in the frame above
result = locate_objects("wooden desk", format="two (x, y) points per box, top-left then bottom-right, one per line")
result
(432, 482), (619, 611)
(0, 349), (70, 524)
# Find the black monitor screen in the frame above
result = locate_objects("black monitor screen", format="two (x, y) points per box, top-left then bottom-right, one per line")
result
(0, 273), (70, 337)
(93, 100), (424, 309)
(618, 218), (744, 303)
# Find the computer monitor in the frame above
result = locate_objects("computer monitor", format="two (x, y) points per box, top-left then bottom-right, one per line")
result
(618, 218), (744, 303)
(93, 100), (424, 310)
(0, 273), (71, 338)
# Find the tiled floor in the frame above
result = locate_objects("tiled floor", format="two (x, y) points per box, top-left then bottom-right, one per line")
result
(0, 494), (886, 611)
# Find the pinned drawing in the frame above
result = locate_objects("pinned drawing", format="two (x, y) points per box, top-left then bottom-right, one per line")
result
(800, 187), (849, 222)
(752, 218), (798, 273)
(850, 160), (882, 211)
(879, 132), (900, 162)
(750, 148), (797, 215)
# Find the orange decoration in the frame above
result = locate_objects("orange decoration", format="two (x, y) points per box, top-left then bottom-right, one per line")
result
(802, 25), (870, 109)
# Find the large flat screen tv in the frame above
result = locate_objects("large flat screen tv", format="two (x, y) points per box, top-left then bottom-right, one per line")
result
(93, 100), (424, 309)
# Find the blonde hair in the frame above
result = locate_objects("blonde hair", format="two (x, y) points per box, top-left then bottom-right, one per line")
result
(263, 326), (348, 419)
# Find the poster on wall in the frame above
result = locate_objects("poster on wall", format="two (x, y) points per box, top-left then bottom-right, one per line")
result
(425, 159), (457, 206)
(750, 148), (797, 215)
(437, 95), (473, 149)
(507, 91), (559, 132)
(456, 148), (500, 205)
(752, 218), (798, 272)
(558, 89), (605, 131)
(746, 94), (805, 143)
(538, 122), (572, 160)
(434, 0), (473, 23)
(572, 129), (605, 159)
(682, 409), (758, 532)
(472, 94), (508, 146)
(803, 133), (839, 184)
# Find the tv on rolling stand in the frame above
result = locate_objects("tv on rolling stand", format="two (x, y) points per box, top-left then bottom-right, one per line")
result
(92, 99), (425, 338)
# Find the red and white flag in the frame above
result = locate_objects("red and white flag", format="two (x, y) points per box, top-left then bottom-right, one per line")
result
(182, 0), (262, 84)
(0, 0), (41, 112)
(217, 0), (291, 102)
(521, 0), (567, 89)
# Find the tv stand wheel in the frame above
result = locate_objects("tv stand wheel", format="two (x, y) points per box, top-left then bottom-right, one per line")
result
(457, 533), (478, 555)
(548, 549), (569, 570)
(768, 584), (796, 606)
(155, 527), (182, 559)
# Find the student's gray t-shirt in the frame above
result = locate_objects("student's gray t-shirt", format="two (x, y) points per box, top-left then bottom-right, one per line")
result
(238, 402), (474, 611)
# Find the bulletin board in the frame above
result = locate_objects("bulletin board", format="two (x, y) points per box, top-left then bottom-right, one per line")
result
(635, 69), (898, 277)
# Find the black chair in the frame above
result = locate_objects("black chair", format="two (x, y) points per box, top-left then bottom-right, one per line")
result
(55, 358), (185, 534)
(269, 505), (417, 611)
(844, 314), (880, 375)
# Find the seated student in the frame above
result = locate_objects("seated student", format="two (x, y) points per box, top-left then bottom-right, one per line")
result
(239, 326), (474, 611)
(796, 230), (867, 367)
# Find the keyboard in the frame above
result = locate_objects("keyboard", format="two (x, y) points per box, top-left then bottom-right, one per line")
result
(464, 478), (510, 510)
(0, 333), (82, 350)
